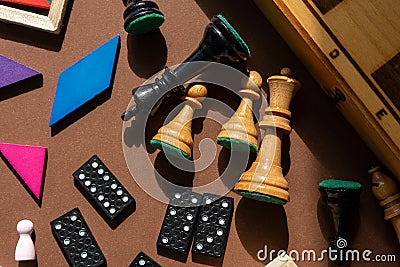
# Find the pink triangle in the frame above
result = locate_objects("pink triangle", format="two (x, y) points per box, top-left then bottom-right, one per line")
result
(0, 143), (47, 200)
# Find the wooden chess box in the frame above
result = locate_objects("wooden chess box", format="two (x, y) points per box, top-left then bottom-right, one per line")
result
(254, 0), (400, 181)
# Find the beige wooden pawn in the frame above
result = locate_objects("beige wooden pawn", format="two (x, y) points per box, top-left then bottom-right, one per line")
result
(234, 67), (301, 205)
(369, 166), (400, 243)
(217, 71), (262, 153)
(150, 84), (207, 159)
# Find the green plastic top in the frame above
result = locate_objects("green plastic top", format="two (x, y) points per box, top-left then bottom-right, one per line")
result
(126, 13), (165, 35)
(236, 190), (287, 205)
(150, 139), (189, 159)
(319, 179), (361, 190)
(217, 137), (258, 153)
(216, 14), (251, 57)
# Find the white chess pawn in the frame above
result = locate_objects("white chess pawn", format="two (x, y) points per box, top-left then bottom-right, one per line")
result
(15, 220), (36, 261)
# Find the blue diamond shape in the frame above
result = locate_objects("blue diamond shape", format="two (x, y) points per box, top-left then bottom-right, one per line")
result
(49, 35), (120, 126)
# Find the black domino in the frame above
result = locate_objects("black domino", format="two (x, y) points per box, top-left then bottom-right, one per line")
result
(73, 155), (135, 223)
(50, 208), (106, 267)
(157, 191), (202, 255)
(129, 251), (162, 267)
(192, 193), (234, 258)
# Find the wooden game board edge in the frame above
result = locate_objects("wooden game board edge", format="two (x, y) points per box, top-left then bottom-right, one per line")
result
(253, 0), (400, 180)
(48, 0), (68, 32)
(0, 0), (68, 33)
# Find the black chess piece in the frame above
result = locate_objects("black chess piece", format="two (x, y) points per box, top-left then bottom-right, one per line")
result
(319, 179), (361, 265)
(123, 0), (165, 35)
(121, 14), (250, 121)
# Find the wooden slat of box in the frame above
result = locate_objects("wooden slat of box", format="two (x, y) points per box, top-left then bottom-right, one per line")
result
(0, 0), (68, 33)
(254, 0), (400, 180)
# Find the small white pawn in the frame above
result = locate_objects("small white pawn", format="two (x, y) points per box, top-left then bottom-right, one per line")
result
(15, 220), (36, 261)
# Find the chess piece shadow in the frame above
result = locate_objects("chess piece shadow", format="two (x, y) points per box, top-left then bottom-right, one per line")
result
(251, 79), (263, 122)
(50, 43), (120, 136)
(0, 74), (43, 102)
(123, 90), (183, 152)
(217, 148), (256, 189)
(127, 29), (167, 78)
(235, 197), (289, 264)
(123, 111), (152, 150)
(191, 117), (206, 135)
(283, 64), (377, 179)
(206, 84), (241, 119)
(0, 0), (74, 51)
(154, 151), (195, 198)
(123, 112), (159, 153)
(0, 151), (47, 207)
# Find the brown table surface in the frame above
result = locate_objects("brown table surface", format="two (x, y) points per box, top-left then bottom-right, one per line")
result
(0, 0), (399, 266)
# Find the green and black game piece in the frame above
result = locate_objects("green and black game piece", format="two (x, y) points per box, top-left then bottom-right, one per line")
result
(123, 0), (165, 35)
(319, 179), (361, 265)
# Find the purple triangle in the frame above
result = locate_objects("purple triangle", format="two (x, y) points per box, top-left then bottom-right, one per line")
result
(0, 55), (41, 89)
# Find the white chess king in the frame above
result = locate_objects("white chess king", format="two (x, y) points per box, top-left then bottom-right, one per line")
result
(15, 219), (36, 261)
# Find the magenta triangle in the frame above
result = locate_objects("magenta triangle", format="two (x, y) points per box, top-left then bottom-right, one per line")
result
(0, 143), (47, 201)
